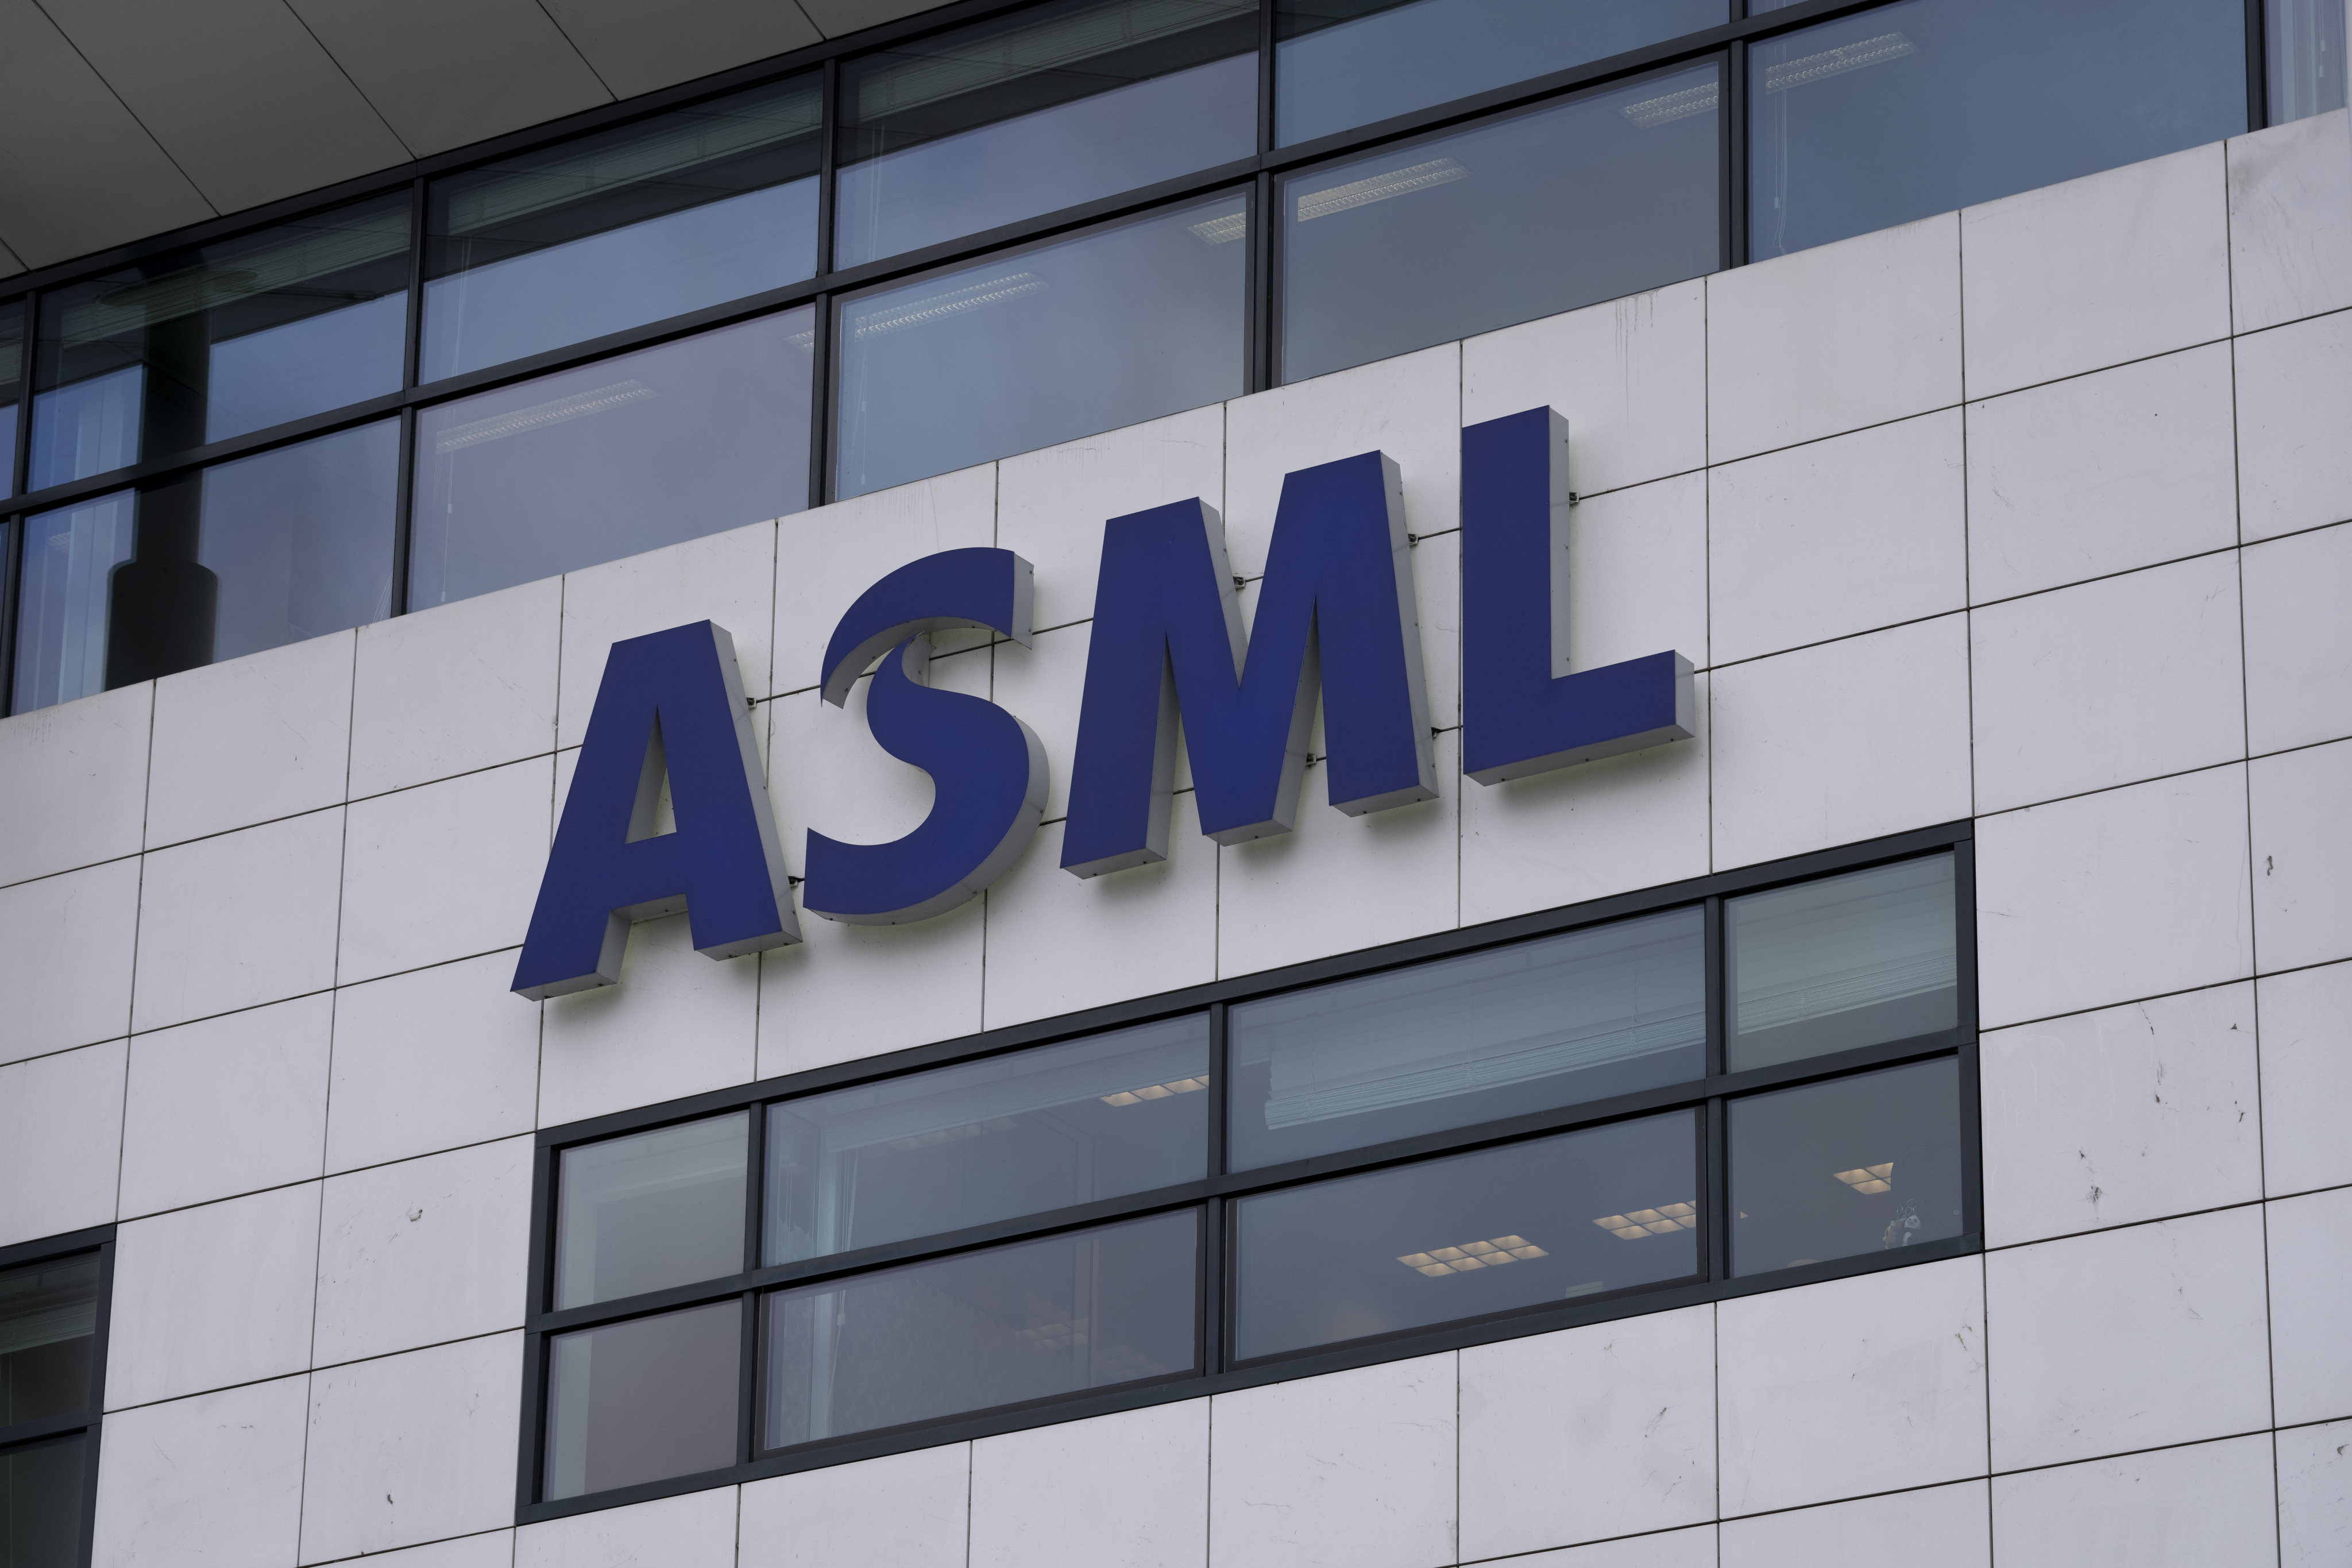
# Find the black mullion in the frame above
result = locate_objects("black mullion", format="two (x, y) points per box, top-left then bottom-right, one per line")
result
(736, 1290), (760, 1467)
(808, 295), (835, 511)
(743, 1100), (768, 1274)
(1257, 171), (1280, 389)
(0, 509), (21, 720)
(1702, 895), (1728, 1280)
(1204, 1001), (1230, 1372)
(391, 177), (427, 618)
(2246, 0), (2270, 131)
(516, 1330), (550, 1510)
(1724, 40), (1748, 268)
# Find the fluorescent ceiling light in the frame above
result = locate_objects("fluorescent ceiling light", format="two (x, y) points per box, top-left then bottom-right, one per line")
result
(1100, 1075), (1210, 1106)
(1397, 1234), (1548, 1277)
(432, 379), (655, 453)
(1763, 32), (1918, 94)
(1592, 1202), (1697, 1240)
(1296, 157), (1467, 223)
(1833, 1161), (1895, 1195)
(886, 1115), (1021, 1152)
(1189, 210), (1249, 245)
(1621, 82), (1720, 129)
(849, 272), (1048, 339)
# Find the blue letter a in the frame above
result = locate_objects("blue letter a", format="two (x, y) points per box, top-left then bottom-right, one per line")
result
(511, 621), (798, 999)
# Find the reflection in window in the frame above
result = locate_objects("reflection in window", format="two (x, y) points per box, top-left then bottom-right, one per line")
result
(766, 1015), (1208, 1265)
(835, 0), (1258, 267)
(1749, 0), (2246, 259)
(0, 1254), (98, 1424)
(544, 1300), (739, 1499)
(410, 310), (812, 609)
(13, 492), (134, 714)
(1275, 0), (1725, 145)
(2269, 0), (2348, 123)
(1727, 855), (1957, 1072)
(556, 1113), (748, 1310)
(762, 1210), (1196, 1448)
(28, 194), (410, 486)
(424, 76), (821, 380)
(835, 194), (1246, 499)
(1, 300), (22, 499)
(1281, 61), (1719, 383)
(1233, 1113), (1699, 1360)
(1729, 1056), (1963, 1276)
(1229, 907), (1702, 1171)
(0, 1435), (86, 1568)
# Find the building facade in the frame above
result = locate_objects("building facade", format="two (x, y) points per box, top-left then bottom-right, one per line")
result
(2, 1), (2350, 1565)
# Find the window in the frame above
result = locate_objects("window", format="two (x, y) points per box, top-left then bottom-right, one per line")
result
(1, 302), (23, 500)
(520, 828), (1977, 1517)
(0, 1229), (112, 1568)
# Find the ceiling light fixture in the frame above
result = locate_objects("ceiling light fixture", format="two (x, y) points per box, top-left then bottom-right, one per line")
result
(1592, 1202), (1697, 1240)
(1833, 1163), (1895, 1195)
(1763, 33), (1918, 94)
(432, 380), (655, 453)
(1397, 1235), (1548, 1277)
(1189, 210), (1248, 245)
(1100, 1076), (1210, 1106)
(1621, 82), (1720, 129)
(848, 272), (1048, 339)
(1296, 157), (1467, 223)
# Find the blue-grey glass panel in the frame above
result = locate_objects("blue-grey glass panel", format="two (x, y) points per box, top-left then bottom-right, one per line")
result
(199, 422), (398, 663)
(0, 1434), (86, 1568)
(0, 1254), (98, 1424)
(544, 1300), (739, 1500)
(1229, 907), (1704, 1172)
(835, 194), (1246, 499)
(1275, 0), (1727, 145)
(762, 1210), (1196, 1448)
(1729, 1056), (1964, 1277)
(2269, 0), (2348, 122)
(29, 194), (410, 484)
(1233, 1111), (1698, 1360)
(13, 491), (134, 714)
(557, 1112), (748, 1310)
(1727, 854), (1956, 1073)
(411, 311), (812, 610)
(1, 300), (22, 499)
(765, 1014), (1209, 1266)
(424, 76), (820, 380)
(835, 0), (1257, 267)
(1281, 61), (1720, 383)
(1749, 0), (2247, 260)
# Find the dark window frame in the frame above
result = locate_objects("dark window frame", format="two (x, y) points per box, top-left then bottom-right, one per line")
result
(515, 818), (1980, 1525)
(0, 1223), (115, 1568)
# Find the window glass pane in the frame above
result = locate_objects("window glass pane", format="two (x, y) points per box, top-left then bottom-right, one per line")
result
(836, 0), (1257, 268)
(1233, 1111), (1698, 1361)
(1749, 0), (2247, 260)
(13, 491), (135, 715)
(835, 194), (1246, 499)
(425, 76), (821, 380)
(1729, 1056), (1964, 1276)
(0, 1435), (85, 1568)
(30, 194), (410, 484)
(544, 1300), (739, 1500)
(411, 310), (812, 609)
(2269, 0), (2348, 122)
(1281, 61), (1719, 383)
(766, 1015), (1210, 1266)
(0, 1254), (99, 1424)
(557, 1113), (748, 1310)
(762, 1209), (1196, 1448)
(196, 422), (399, 664)
(1727, 855), (1957, 1073)
(1, 300), (22, 499)
(1229, 909), (1703, 1172)
(1276, 0), (1727, 145)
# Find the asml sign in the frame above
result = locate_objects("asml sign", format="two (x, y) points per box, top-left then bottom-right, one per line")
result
(511, 408), (1696, 999)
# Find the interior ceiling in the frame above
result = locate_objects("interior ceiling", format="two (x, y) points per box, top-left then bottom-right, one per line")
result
(0, 0), (957, 279)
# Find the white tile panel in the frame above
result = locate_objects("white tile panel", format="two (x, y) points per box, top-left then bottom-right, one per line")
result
(0, 856), (137, 1064)
(542, 910), (760, 1126)
(1973, 764), (2253, 1028)
(740, 1442), (970, 1568)
(1716, 1256), (1987, 1516)
(1963, 343), (2239, 603)
(1719, 1480), (1990, 1568)
(1989, 1434), (2277, 1568)
(515, 1488), (737, 1568)
(1462, 277), (1708, 498)
(0, 681), (151, 887)
(1209, 1353), (1457, 1568)
(2257, 959), (2352, 1196)
(1969, 554), (2246, 814)
(2251, 739), (2352, 972)
(557, 516), (778, 737)
(1709, 615), (1973, 871)
(1980, 983), (2260, 1248)
(349, 577), (563, 800)
(1706, 213), (1962, 464)
(106, 1183), (320, 1409)
(314, 1137), (534, 1366)
(1961, 144), (2233, 398)
(0, 1041), (126, 1248)
(2277, 1418), (2352, 1568)
(1458, 1304), (1716, 1559)
(1709, 409), (1967, 665)
(119, 991), (331, 1217)
(1985, 1207), (2272, 1470)
(91, 1375), (310, 1568)
(1503, 1525), (1718, 1568)
(2242, 521), (2352, 755)
(332, 1532), (514, 1568)
(338, 757), (553, 984)
(145, 630), (353, 849)
(2228, 109), (2352, 334)
(2268, 1184), (2352, 1427)
(970, 1401), (1207, 1568)
(1557, 472), (1708, 676)
(299, 1332), (524, 1563)
(2236, 309), (2352, 542)
(132, 807), (346, 1034)
(328, 951), (542, 1173)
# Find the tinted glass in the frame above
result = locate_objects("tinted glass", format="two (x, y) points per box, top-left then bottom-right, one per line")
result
(2269, 0), (2348, 122)
(766, 1015), (1209, 1265)
(1730, 1056), (1964, 1276)
(1, 301), (21, 499)
(763, 1209), (1196, 1447)
(1276, 0), (1726, 145)
(0, 1255), (98, 1424)
(1233, 1112), (1698, 1360)
(411, 310), (812, 609)
(556, 1113), (748, 1310)
(425, 76), (820, 380)
(13, 492), (134, 714)
(196, 422), (399, 662)
(835, 194), (1246, 499)
(1749, 0), (2247, 260)
(836, 0), (1258, 267)
(544, 1300), (739, 1500)
(1281, 61), (1719, 383)
(0, 1435), (84, 1568)
(1727, 854), (1957, 1072)
(1229, 907), (1703, 1171)
(29, 194), (409, 485)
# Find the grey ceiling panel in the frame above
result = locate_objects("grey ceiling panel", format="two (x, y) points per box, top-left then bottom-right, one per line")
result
(39, 0), (412, 217)
(0, 233), (24, 276)
(289, 0), (613, 157)
(0, 0), (214, 268)
(799, 0), (960, 37)
(539, 0), (824, 99)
